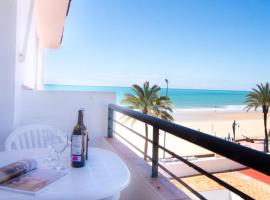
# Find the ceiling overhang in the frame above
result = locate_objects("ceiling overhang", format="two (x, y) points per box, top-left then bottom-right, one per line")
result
(35, 0), (71, 49)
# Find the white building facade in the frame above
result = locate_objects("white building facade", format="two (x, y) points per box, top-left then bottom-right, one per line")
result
(0, 0), (115, 149)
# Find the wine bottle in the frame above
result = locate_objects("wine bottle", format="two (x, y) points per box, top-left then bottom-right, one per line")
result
(71, 109), (89, 168)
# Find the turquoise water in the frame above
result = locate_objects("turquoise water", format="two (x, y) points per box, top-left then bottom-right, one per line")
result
(44, 84), (249, 109)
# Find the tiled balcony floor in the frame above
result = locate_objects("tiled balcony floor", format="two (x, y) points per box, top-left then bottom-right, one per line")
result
(172, 170), (270, 200)
(94, 137), (191, 200)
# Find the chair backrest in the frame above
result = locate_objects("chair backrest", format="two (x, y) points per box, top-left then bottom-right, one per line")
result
(5, 124), (60, 151)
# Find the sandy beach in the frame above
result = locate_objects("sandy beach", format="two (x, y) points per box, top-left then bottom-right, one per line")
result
(115, 109), (269, 157)
(174, 109), (266, 139)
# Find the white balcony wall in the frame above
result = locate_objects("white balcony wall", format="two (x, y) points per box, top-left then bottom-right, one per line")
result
(19, 90), (115, 141)
(0, 0), (115, 150)
(0, 0), (42, 145)
(15, 0), (45, 129)
(161, 156), (245, 178)
(0, 0), (17, 148)
(17, 0), (42, 90)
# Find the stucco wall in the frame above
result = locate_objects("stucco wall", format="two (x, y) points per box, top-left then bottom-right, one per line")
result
(17, 0), (40, 89)
(0, 0), (41, 149)
(161, 156), (245, 178)
(0, 0), (115, 150)
(0, 0), (17, 148)
(19, 90), (115, 144)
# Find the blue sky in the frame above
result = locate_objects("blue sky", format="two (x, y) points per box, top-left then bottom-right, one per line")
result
(45, 0), (270, 90)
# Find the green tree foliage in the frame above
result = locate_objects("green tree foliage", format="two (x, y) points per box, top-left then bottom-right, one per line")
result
(245, 83), (270, 152)
(122, 81), (174, 160)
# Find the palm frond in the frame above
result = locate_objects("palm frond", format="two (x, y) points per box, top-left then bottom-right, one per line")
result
(120, 81), (174, 122)
(245, 82), (270, 112)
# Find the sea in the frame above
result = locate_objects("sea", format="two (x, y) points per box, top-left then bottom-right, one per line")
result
(44, 84), (249, 111)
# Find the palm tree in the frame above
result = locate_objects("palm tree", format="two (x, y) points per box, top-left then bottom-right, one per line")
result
(245, 82), (270, 152)
(121, 81), (174, 160)
(152, 96), (173, 120)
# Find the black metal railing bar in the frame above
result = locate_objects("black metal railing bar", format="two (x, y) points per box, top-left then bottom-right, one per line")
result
(157, 143), (253, 199)
(113, 119), (253, 200)
(113, 119), (153, 142)
(108, 104), (270, 176)
(113, 130), (152, 161)
(157, 163), (207, 200)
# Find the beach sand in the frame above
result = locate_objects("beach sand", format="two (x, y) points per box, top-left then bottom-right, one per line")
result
(115, 109), (269, 157)
(175, 110), (265, 139)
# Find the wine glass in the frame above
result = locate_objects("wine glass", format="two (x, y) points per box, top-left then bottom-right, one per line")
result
(44, 133), (55, 159)
(51, 130), (69, 171)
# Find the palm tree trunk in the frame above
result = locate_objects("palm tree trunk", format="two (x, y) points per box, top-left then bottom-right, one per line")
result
(263, 111), (269, 152)
(144, 123), (148, 160)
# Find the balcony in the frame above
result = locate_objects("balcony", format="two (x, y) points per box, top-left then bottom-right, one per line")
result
(0, 88), (190, 200)
(105, 104), (270, 200)
(1, 1), (270, 199)
(1, 91), (270, 199)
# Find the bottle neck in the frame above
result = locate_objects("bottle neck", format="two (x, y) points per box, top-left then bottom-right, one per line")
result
(77, 110), (84, 126)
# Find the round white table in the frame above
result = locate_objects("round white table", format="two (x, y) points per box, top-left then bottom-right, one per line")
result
(0, 148), (130, 200)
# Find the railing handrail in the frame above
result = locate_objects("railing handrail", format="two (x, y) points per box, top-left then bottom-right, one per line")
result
(109, 104), (270, 176)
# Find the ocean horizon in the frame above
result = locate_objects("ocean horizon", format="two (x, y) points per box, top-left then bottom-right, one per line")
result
(44, 84), (249, 110)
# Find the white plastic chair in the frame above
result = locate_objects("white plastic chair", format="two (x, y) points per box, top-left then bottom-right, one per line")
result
(5, 124), (61, 151)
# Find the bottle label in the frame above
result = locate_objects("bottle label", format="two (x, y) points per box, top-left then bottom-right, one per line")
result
(72, 155), (81, 162)
(71, 135), (82, 155)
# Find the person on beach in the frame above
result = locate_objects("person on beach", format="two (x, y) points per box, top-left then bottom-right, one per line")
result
(232, 120), (239, 142)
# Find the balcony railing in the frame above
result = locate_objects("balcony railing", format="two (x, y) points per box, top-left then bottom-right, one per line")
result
(107, 104), (270, 200)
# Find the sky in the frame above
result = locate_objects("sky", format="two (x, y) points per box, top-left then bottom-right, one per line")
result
(45, 0), (270, 90)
